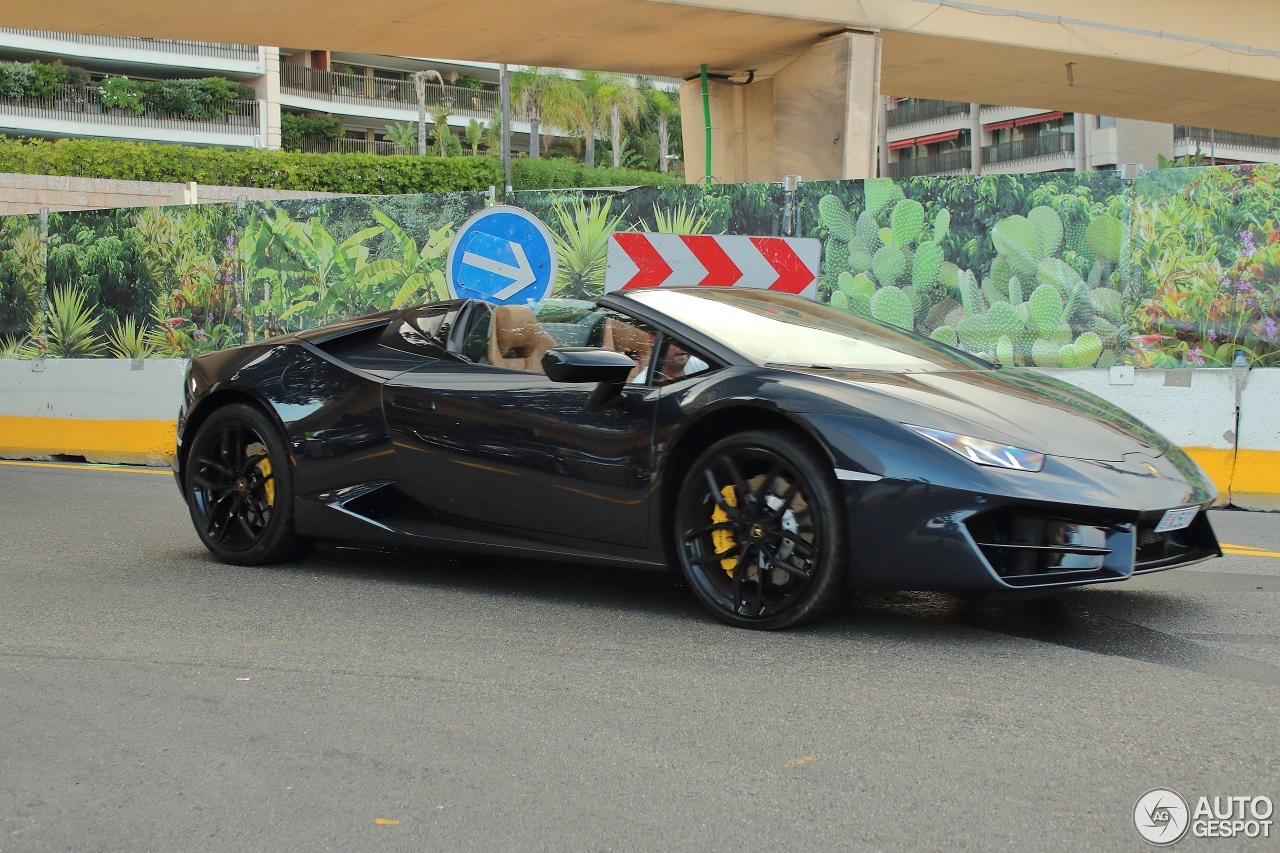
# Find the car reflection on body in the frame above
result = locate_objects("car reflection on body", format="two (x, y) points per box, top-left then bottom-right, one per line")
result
(174, 287), (1220, 629)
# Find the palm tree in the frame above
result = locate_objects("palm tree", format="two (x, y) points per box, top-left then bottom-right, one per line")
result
(483, 106), (502, 156)
(600, 75), (644, 169)
(464, 119), (485, 155)
(645, 86), (681, 173)
(573, 70), (613, 168)
(510, 67), (581, 159)
(430, 105), (454, 156)
(412, 69), (444, 156)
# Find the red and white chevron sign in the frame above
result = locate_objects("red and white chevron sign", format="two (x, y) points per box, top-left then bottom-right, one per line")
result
(605, 233), (821, 297)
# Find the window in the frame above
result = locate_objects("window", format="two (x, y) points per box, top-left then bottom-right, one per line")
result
(654, 336), (716, 385)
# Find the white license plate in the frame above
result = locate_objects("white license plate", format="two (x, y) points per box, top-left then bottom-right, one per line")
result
(1155, 507), (1199, 533)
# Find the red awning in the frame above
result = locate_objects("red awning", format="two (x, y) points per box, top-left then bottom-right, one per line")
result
(984, 119), (1015, 131)
(888, 137), (916, 150)
(1015, 111), (1065, 127)
(913, 130), (960, 146)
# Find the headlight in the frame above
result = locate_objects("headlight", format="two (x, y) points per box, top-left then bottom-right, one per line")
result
(905, 425), (1045, 472)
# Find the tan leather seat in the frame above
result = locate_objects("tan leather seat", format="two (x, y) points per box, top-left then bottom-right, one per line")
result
(603, 317), (654, 381)
(487, 304), (558, 373)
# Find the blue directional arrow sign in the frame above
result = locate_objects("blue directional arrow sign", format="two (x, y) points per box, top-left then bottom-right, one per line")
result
(446, 205), (557, 304)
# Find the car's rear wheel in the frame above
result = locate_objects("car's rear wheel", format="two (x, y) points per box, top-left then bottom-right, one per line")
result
(675, 430), (847, 629)
(185, 403), (308, 565)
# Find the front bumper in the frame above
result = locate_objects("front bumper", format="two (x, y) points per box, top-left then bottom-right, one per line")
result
(839, 476), (1221, 592)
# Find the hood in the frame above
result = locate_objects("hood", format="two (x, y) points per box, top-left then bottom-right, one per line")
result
(785, 366), (1165, 463)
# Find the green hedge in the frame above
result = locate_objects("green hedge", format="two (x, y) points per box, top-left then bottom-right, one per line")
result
(0, 137), (682, 193)
(512, 156), (679, 189)
(0, 137), (502, 193)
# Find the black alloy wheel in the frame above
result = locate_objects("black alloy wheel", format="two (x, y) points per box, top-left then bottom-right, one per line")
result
(675, 430), (847, 629)
(185, 403), (308, 565)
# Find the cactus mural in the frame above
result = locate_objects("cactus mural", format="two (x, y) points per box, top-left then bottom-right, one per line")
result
(807, 174), (1132, 368)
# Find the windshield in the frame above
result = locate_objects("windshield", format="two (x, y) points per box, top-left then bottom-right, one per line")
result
(625, 288), (993, 373)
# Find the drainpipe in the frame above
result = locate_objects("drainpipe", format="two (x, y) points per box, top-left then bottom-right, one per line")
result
(700, 65), (712, 185)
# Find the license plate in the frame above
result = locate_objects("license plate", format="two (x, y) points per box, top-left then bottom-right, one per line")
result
(1155, 507), (1198, 533)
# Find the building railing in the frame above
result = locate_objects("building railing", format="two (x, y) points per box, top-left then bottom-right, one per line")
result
(887, 148), (972, 177)
(0, 28), (259, 61)
(886, 99), (969, 128)
(1174, 126), (1280, 152)
(301, 137), (403, 156)
(280, 64), (501, 121)
(297, 136), (498, 157)
(983, 133), (1074, 164)
(0, 83), (260, 134)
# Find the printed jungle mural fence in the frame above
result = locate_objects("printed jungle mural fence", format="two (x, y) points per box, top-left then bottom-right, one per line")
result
(1, 164), (1278, 368)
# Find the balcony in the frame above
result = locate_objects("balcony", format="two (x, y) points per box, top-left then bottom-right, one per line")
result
(1174, 126), (1280, 152)
(0, 83), (262, 146)
(983, 133), (1075, 165)
(886, 148), (972, 177)
(280, 64), (500, 122)
(886, 100), (969, 128)
(0, 28), (263, 75)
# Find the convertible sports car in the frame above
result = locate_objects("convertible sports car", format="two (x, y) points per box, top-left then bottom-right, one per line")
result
(174, 286), (1221, 629)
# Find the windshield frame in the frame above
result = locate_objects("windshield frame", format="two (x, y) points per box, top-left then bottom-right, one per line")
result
(609, 287), (996, 374)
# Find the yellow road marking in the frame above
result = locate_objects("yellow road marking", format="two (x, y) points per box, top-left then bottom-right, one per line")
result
(784, 755), (819, 768)
(0, 459), (171, 475)
(374, 818), (400, 826)
(1221, 544), (1280, 559)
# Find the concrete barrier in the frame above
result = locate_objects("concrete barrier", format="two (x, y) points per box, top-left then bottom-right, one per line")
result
(0, 358), (185, 466)
(0, 360), (1275, 508)
(1235, 369), (1280, 511)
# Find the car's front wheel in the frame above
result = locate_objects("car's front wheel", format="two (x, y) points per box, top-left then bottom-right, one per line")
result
(185, 403), (308, 565)
(675, 430), (847, 629)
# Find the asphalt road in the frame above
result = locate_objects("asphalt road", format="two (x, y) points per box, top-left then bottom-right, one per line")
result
(1, 461), (1278, 852)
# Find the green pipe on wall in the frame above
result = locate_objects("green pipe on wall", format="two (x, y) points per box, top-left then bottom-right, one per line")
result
(700, 64), (711, 186)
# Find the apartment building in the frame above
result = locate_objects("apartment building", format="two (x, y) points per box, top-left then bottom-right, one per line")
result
(883, 97), (1280, 178)
(0, 28), (616, 155)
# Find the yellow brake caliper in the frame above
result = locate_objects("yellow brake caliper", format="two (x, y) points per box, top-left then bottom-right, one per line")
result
(259, 456), (274, 506)
(710, 485), (738, 576)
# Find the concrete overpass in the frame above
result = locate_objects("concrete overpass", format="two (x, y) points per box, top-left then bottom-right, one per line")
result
(7, 1), (1280, 181)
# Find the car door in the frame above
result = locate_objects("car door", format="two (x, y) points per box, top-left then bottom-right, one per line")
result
(382, 310), (659, 549)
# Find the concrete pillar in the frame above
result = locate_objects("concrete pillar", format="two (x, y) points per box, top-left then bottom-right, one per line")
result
(970, 102), (983, 175)
(680, 29), (882, 184)
(252, 46), (282, 151)
(1113, 118), (1175, 171)
(678, 75), (773, 185)
(1074, 113), (1092, 172)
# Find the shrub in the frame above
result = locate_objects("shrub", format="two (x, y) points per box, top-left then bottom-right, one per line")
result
(100, 77), (147, 115)
(64, 65), (92, 90)
(198, 77), (255, 117)
(511, 157), (679, 190)
(281, 113), (346, 152)
(0, 62), (35, 101)
(154, 79), (212, 120)
(30, 61), (68, 100)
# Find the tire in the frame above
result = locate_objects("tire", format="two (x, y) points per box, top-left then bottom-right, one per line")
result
(674, 430), (847, 629)
(184, 403), (309, 565)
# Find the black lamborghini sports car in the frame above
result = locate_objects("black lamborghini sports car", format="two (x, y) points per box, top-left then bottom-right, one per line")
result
(174, 287), (1221, 629)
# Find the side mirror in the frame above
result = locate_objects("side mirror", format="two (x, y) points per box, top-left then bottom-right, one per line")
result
(542, 347), (637, 409)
